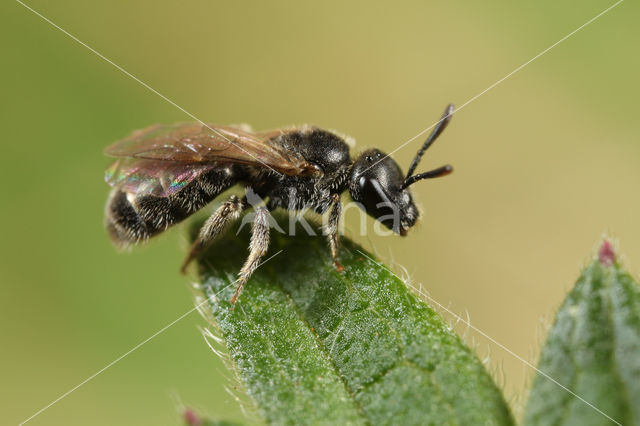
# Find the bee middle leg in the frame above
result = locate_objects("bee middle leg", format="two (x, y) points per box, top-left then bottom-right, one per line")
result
(181, 195), (246, 273)
(325, 193), (344, 272)
(230, 206), (270, 305)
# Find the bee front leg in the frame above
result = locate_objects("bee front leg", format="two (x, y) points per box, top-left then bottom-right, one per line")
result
(230, 206), (270, 306)
(325, 193), (344, 273)
(181, 195), (246, 273)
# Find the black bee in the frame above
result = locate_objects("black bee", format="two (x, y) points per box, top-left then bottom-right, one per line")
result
(104, 104), (455, 304)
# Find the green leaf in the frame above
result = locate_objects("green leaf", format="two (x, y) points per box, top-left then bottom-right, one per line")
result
(193, 215), (513, 425)
(524, 241), (640, 426)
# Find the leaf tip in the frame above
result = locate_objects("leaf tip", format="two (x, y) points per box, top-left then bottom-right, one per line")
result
(183, 407), (202, 426)
(598, 239), (616, 267)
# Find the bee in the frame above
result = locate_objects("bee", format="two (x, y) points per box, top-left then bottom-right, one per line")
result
(104, 104), (455, 304)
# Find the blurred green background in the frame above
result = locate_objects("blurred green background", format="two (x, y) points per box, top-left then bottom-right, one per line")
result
(2, 0), (638, 424)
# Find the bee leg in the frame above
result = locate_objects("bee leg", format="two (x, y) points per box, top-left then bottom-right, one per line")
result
(181, 195), (246, 273)
(325, 194), (344, 273)
(230, 207), (270, 306)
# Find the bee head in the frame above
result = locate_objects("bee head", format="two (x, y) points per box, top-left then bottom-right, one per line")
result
(349, 150), (418, 235)
(348, 104), (455, 235)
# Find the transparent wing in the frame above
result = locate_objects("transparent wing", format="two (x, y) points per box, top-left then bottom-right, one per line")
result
(104, 123), (314, 175)
(105, 158), (215, 197)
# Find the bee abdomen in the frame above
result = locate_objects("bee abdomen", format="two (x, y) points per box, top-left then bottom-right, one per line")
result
(105, 168), (238, 246)
(105, 189), (152, 246)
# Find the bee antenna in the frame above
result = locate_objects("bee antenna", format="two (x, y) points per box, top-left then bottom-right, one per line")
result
(405, 103), (455, 179)
(401, 164), (453, 190)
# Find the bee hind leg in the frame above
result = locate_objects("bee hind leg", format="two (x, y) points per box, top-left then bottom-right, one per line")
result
(325, 194), (344, 272)
(181, 195), (246, 273)
(230, 207), (270, 306)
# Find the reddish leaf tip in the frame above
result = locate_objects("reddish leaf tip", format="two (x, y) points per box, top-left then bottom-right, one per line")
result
(183, 408), (202, 426)
(598, 240), (615, 267)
